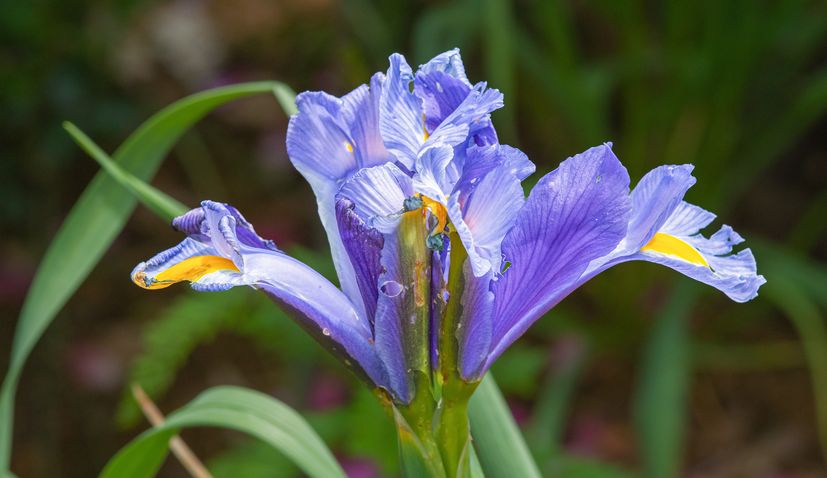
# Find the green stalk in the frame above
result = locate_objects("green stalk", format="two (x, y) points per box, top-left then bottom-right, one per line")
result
(395, 210), (445, 477)
(435, 232), (477, 477)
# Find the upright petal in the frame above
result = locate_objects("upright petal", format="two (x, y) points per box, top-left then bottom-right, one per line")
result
(337, 162), (413, 227)
(415, 49), (473, 132)
(449, 155), (527, 277)
(287, 92), (358, 183)
(344, 73), (394, 168)
(486, 145), (631, 368)
(413, 144), (459, 203)
(380, 53), (424, 169)
(457, 264), (494, 381)
(423, 83), (503, 151)
(132, 201), (389, 390)
(336, 198), (384, 325)
(286, 78), (393, 322)
(418, 48), (470, 85)
(457, 144), (534, 193)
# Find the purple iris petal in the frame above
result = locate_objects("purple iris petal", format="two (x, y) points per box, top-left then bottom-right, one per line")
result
(623, 164), (697, 251)
(487, 144), (631, 367)
(337, 163), (413, 222)
(335, 198), (384, 325)
(133, 202), (390, 391)
(415, 71), (472, 132)
(457, 263), (494, 381)
(136, 48), (765, 404)
(287, 74), (395, 323)
(582, 167), (765, 303)
(373, 230), (413, 403)
(379, 53), (423, 169)
(450, 154), (527, 277)
(418, 48), (471, 85)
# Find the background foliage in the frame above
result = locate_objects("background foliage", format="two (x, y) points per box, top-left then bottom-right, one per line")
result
(2, 0), (826, 476)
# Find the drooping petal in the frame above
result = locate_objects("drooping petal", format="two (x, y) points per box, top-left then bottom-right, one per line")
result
(622, 164), (697, 251)
(582, 168), (765, 303)
(629, 202), (765, 302)
(486, 144), (631, 368)
(131, 237), (245, 292)
(132, 201), (389, 390)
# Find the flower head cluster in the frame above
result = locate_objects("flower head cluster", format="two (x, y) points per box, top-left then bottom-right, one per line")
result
(132, 50), (764, 405)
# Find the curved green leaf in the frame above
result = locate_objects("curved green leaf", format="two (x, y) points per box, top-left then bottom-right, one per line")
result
(633, 284), (697, 478)
(469, 374), (542, 478)
(0, 81), (290, 472)
(63, 121), (188, 221)
(101, 386), (346, 478)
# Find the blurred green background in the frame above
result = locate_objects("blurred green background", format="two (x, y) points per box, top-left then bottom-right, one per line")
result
(2, 0), (827, 476)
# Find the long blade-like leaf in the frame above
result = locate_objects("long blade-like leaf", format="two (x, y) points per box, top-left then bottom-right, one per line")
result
(101, 386), (345, 478)
(0, 81), (287, 472)
(63, 121), (188, 221)
(469, 374), (542, 478)
(633, 283), (697, 478)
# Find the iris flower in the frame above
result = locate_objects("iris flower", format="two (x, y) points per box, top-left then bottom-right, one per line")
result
(132, 49), (764, 476)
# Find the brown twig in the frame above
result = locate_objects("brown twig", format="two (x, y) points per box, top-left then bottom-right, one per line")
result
(131, 384), (213, 478)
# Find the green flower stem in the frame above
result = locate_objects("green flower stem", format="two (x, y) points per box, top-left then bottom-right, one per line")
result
(396, 397), (446, 478)
(435, 231), (478, 477)
(397, 372), (443, 477)
(395, 210), (446, 477)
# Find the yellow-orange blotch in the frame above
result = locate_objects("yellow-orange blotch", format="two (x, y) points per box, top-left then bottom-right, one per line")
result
(641, 233), (710, 267)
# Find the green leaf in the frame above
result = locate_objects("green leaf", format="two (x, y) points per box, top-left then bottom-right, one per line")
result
(758, 244), (827, 463)
(208, 439), (299, 478)
(527, 338), (588, 458)
(764, 281), (827, 462)
(63, 121), (188, 220)
(101, 386), (346, 478)
(633, 283), (697, 478)
(469, 374), (542, 478)
(0, 81), (287, 472)
(272, 83), (298, 116)
(481, 0), (518, 144)
(542, 454), (638, 478)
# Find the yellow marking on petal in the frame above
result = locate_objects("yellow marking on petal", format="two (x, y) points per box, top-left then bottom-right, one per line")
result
(641, 232), (709, 267)
(133, 255), (239, 290)
(344, 141), (354, 153)
(422, 114), (430, 141)
(419, 194), (448, 233)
